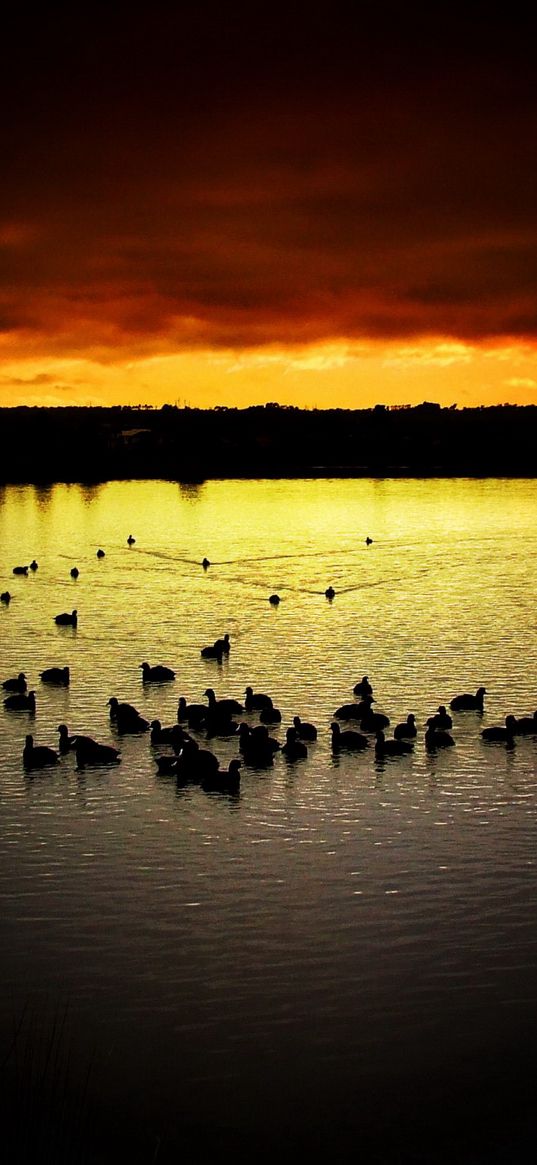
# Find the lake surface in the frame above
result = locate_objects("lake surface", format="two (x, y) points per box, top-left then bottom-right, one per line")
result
(1, 477), (537, 1162)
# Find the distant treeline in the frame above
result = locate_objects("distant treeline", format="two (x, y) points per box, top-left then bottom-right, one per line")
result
(0, 402), (536, 483)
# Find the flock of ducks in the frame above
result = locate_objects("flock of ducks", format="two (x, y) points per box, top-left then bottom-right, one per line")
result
(3, 538), (536, 791)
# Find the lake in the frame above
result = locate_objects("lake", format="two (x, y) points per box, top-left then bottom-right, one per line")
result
(1, 477), (537, 1162)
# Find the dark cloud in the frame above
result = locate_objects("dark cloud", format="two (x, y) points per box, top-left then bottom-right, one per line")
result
(2, 4), (537, 357)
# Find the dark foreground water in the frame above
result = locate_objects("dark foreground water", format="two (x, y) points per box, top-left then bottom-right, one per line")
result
(1, 477), (536, 1162)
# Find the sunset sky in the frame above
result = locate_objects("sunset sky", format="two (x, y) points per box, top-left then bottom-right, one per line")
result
(2, 4), (536, 409)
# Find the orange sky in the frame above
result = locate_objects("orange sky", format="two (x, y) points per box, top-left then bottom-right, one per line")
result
(2, 5), (537, 409)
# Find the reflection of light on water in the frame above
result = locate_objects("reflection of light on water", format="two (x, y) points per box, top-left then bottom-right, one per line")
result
(0, 476), (536, 1146)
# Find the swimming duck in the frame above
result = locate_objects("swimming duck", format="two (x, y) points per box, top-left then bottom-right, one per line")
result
(202, 558), (210, 569)
(213, 634), (231, 655)
(293, 715), (317, 741)
(325, 587), (336, 600)
(1, 592), (11, 603)
(29, 560), (38, 571)
(365, 537), (373, 545)
(96, 549), (105, 558)
(127, 535), (136, 545)
(201, 758), (241, 794)
(375, 731), (413, 757)
(57, 724), (98, 754)
(23, 734), (59, 770)
(204, 688), (244, 716)
(481, 716), (517, 744)
(150, 720), (182, 746)
(155, 754), (180, 775)
(175, 740), (220, 783)
(244, 686), (273, 712)
(70, 567), (79, 579)
(108, 697), (149, 733)
(353, 676), (373, 698)
(75, 740), (121, 768)
(2, 672), (27, 692)
(450, 687), (486, 711)
(13, 566), (28, 575)
(177, 697), (207, 728)
(201, 642), (225, 660)
(394, 714), (417, 740)
(140, 662), (176, 683)
(4, 690), (36, 712)
(40, 666), (70, 686)
(360, 709), (391, 732)
(425, 726), (455, 750)
(281, 726), (308, 760)
(238, 723), (277, 767)
(269, 594), (280, 605)
(334, 698), (373, 721)
(426, 706), (453, 730)
(512, 711), (537, 735)
(54, 610), (77, 627)
(330, 722), (368, 752)
(260, 704), (282, 724)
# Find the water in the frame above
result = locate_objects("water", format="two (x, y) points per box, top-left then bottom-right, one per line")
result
(1, 477), (537, 1161)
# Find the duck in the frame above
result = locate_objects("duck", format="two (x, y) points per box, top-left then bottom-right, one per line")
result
(202, 558), (210, 569)
(269, 594), (280, 605)
(360, 709), (390, 732)
(205, 712), (240, 738)
(353, 676), (373, 698)
(293, 715), (317, 741)
(450, 687), (486, 711)
(54, 610), (77, 627)
(40, 666), (70, 686)
(238, 723), (277, 767)
(325, 587), (336, 600)
(23, 734), (59, 770)
(394, 714), (417, 740)
(108, 697), (149, 733)
(201, 642), (225, 660)
(330, 722), (368, 752)
(96, 549), (105, 558)
(365, 537), (373, 545)
(512, 711), (537, 735)
(140, 662), (176, 683)
(260, 704), (282, 724)
(204, 688), (244, 716)
(281, 726), (308, 760)
(4, 690), (36, 712)
(75, 740), (121, 768)
(425, 725), (455, 750)
(244, 686), (273, 711)
(177, 696), (207, 729)
(155, 754), (180, 775)
(1, 591), (11, 604)
(29, 560), (38, 571)
(481, 716), (517, 744)
(150, 720), (182, 746)
(201, 758), (241, 794)
(427, 705), (453, 730)
(175, 740), (220, 783)
(334, 698), (373, 721)
(57, 724), (99, 754)
(70, 567), (79, 578)
(375, 730), (413, 758)
(213, 633), (231, 655)
(127, 534), (136, 545)
(13, 565), (28, 575)
(2, 672), (27, 693)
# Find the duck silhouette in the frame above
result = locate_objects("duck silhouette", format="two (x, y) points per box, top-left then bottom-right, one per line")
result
(244, 686), (273, 711)
(40, 666), (70, 686)
(204, 688), (244, 716)
(481, 716), (517, 744)
(260, 704), (282, 724)
(201, 758), (241, 794)
(353, 676), (373, 698)
(375, 730), (413, 757)
(5, 690), (36, 712)
(2, 672), (27, 693)
(23, 734), (59, 770)
(96, 549), (105, 558)
(140, 662), (176, 683)
(57, 724), (98, 754)
(127, 535), (136, 545)
(29, 560), (38, 571)
(360, 708), (390, 732)
(394, 714), (417, 740)
(330, 722), (368, 752)
(425, 725), (455, 750)
(325, 587), (336, 600)
(177, 697), (207, 728)
(282, 726), (308, 760)
(238, 723), (277, 767)
(108, 697), (149, 733)
(150, 720), (182, 746)
(450, 687), (486, 711)
(1, 591), (11, 603)
(269, 594), (280, 605)
(54, 610), (77, 627)
(70, 567), (79, 579)
(13, 566), (28, 575)
(512, 711), (537, 735)
(293, 715), (317, 741)
(426, 705), (453, 730)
